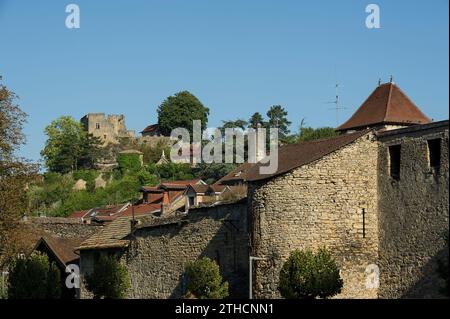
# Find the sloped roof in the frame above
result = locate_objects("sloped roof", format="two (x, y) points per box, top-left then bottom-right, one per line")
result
(336, 83), (431, 131)
(141, 124), (160, 134)
(216, 162), (254, 185)
(76, 217), (132, 251)
(35, 236), (84, 267)
(246, 130), (370, 182)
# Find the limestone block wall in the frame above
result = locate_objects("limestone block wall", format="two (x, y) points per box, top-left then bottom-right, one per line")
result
(248, 133), (379, 299)
(123, 201), (249, 298)
(377, 123), (449, 298)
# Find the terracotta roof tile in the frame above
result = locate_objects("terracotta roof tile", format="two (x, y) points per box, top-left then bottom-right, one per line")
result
(337, 83), (431, 131)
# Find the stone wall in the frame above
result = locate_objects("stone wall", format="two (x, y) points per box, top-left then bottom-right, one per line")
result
(80, 200), (249, 299)
(377, 122), (449, 298)
(81, 113), (134, 145)
(248, 132), (380, 299)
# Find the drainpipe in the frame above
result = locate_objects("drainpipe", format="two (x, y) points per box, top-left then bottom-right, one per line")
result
(249, 256), (267, 299)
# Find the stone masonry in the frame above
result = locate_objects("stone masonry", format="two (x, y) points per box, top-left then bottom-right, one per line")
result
(377, 121), (449, 298)
(248, 132), (380, 299)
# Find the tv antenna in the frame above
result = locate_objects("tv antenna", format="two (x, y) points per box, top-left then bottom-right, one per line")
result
(325, 82), (347, 127)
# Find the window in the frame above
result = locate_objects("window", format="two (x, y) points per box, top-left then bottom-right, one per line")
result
(389, 145), (401, 180)
(95, 122), (100, 129)
(188, 196), (195, 206)
(427, 138), (441, 169)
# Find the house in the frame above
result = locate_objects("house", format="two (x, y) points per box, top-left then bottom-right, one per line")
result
(80, 113), (135, 145)
(76, 81), (448, 299)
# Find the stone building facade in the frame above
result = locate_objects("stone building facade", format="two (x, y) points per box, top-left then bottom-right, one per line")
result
(247, 131), (380, 298)
(80, 113), (135, 145)
(75, 82), (448, 299)
(78, 200), (249, 299)
(377, 121), (449, 298)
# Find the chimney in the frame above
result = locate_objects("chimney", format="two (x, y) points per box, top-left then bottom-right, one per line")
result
(256, 123), (266, 163)
(160, 191), (170, 215)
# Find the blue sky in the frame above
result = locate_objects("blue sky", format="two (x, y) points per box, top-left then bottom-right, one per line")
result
(0, 0), (448, 162)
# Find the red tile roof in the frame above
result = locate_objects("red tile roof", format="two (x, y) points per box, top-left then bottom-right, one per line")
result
(246, 130), (370, 182)
(216, 162), (254, 185)
(337, 83), (431, 131)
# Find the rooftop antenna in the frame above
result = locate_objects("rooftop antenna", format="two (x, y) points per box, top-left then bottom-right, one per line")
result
(389, 75), (395, 84)
(325, 82), (347, 127)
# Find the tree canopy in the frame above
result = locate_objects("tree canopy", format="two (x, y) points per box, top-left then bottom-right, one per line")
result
(0, 82), (37, 266)
(7, 251), (61, 299)
(266, 105), (291, 140)
(157, 91), (209, 137)
(41, 116), (102, 173)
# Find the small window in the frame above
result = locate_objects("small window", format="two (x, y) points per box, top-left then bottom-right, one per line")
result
(427, 139), (441, 169)
(389, 145), (401, 180)
(104, 134), (107, 139)
(95, 123), (100, 129)
(189, 196), (195, 206)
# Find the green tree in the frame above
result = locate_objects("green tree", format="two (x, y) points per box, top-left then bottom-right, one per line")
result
(298, 127), (338, 142)
(279, 248), (343, 299)
(0, 82), (37, 266)
(185, 257), (229, 299)
(192, 163), (236, 184)
(266, 105), (291, 140)
(41, 116), (102, 173)
(157, 91), (209, 137)
(7, 251), (61, 299)
(248, 112), (265, 129)
(85, 254), (130, 299)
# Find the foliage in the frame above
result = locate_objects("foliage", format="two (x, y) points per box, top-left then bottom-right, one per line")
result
(147, 162), (194, 181)
(28, 170), (144, 217)
(73, 169), (99, 191)
(266, 105), (291, 140)
(192, 163), (236, 184)
(117, 153), (142, 172)
(248, 112), (265, 129)
(157, 91), (209, 137)
(278, 248), (343, 299)
(0, 82), (38, 266)
(7, 251), (61, 299)
(85, 254), (130, 299)
(185, 257), (229, 299)
(298, 126), (338, 142)
(41, 116), (102, 173)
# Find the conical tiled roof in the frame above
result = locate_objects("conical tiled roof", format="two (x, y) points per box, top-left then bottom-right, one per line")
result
(336, 83), (431, 131)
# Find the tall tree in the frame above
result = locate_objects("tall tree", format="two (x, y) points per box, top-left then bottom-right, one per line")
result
(248, 112), (265, 129)
(157, 91), (209, 137)
(41, 116), (102, 173)
(266, 105), (291, 140)
(0, 81), (37, 266)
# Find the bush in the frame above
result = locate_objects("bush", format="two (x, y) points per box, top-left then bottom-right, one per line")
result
(117, 153), (142, 172)
(7, 251), (61, 299)
(279, 248), (343, 299)
(185, 257), (229, 299)
(85, 254), (130, 299)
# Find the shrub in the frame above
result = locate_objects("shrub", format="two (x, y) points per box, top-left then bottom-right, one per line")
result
(7, 251), (61, 299)
(85, 254), (130, 299)
(185, 257), (229, 299)
(278, 248), (343, 299)
(117, 153), (142, 172)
